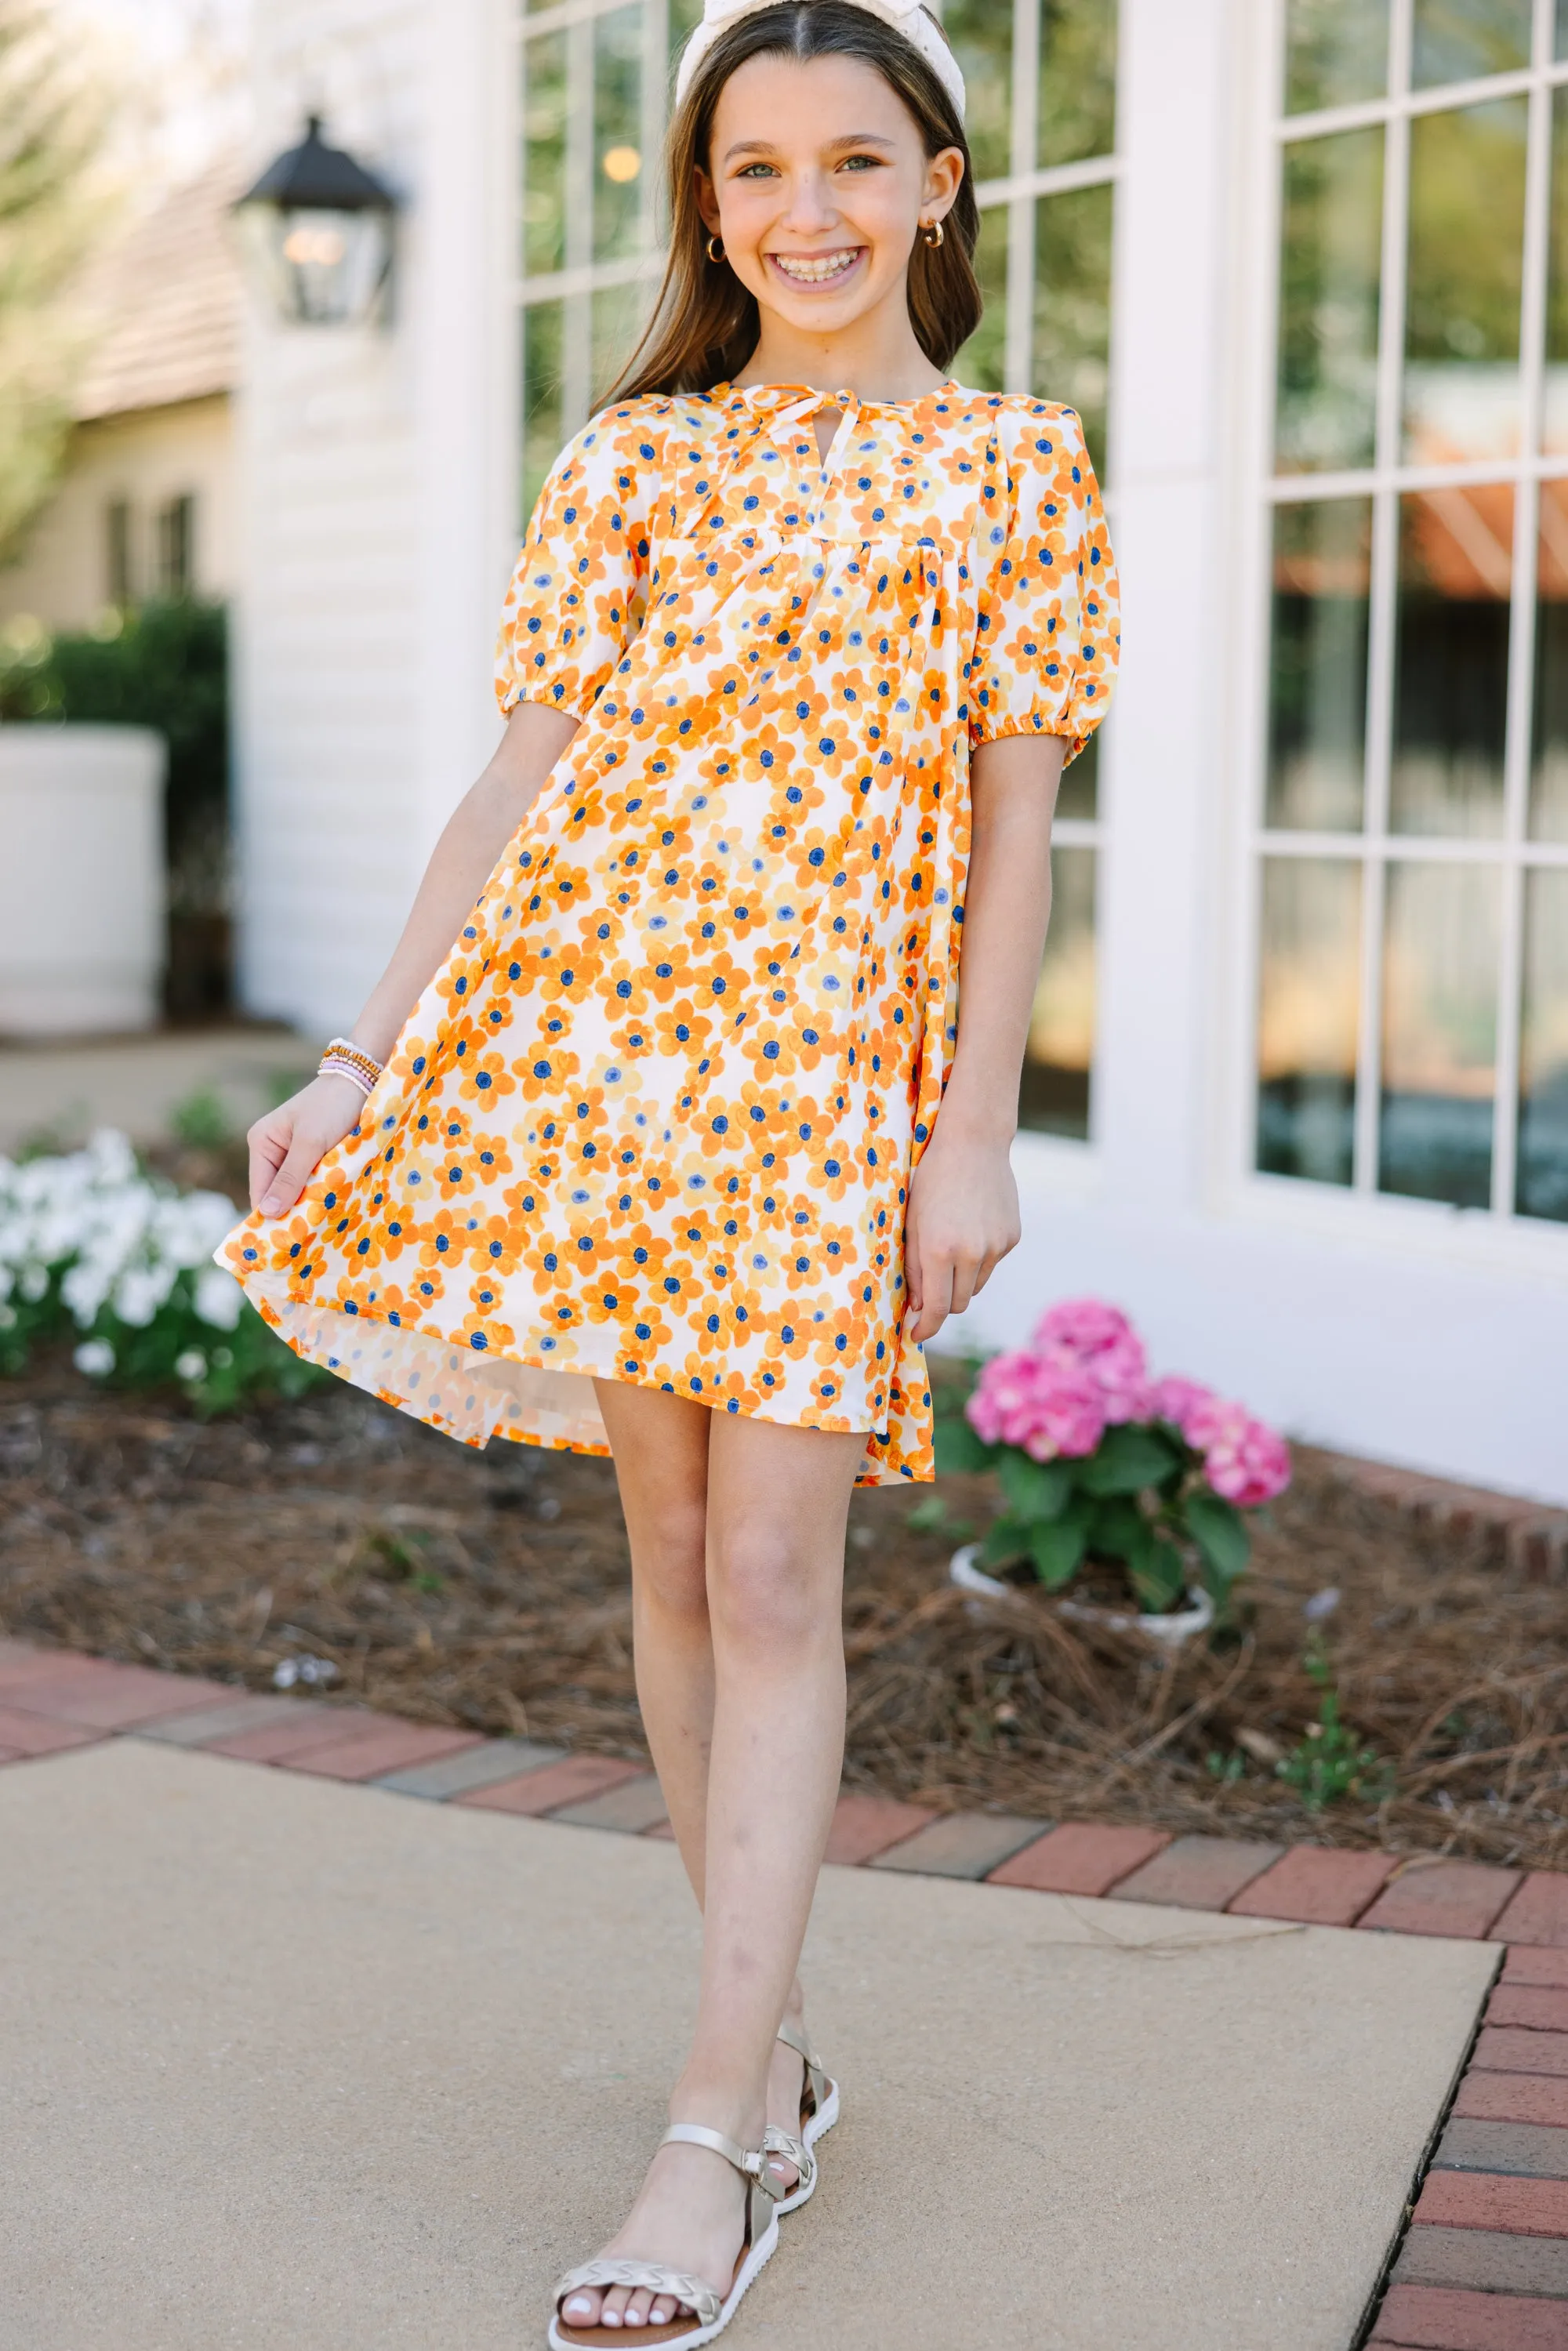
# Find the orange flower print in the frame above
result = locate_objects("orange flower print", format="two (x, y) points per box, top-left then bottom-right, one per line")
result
(217, 384), (1118, 1486)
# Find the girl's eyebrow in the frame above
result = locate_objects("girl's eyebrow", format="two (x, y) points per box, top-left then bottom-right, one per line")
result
(721, 132), (898, 161)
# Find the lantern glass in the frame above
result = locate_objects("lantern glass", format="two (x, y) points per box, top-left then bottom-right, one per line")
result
(237, 201), (392, 325)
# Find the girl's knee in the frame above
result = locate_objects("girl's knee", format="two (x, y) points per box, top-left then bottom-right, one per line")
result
(632, 1504), (710, 1620)
(705, 1529), (836, 1657)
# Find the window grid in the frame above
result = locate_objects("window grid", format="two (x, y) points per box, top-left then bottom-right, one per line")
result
(1258, 0), (1568, 1224)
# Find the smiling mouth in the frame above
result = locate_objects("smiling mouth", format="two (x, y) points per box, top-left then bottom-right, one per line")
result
(768, 247), (864, 286)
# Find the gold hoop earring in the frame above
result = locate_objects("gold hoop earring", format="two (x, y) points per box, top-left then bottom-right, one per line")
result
(921, 218), (945, 249)
(706, 234), (724, 263)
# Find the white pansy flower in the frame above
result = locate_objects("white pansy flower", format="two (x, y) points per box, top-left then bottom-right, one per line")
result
(193, 1265), (244, 1330)
(173, 1348), (208, 1382)
(73, 1337), (115, 1377)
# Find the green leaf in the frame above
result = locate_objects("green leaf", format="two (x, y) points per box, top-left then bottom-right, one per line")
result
(1029, 1514), (1088, 1589)
(1130, 1536), (1186, 1615)
(1086, 1497), (1152, 1567)
(997, 1453), (1073, 1523)
(1184, 1493), (1250, 1584)
(933, 1413), (997, 1475)
(980, 1515), (1032, 1569)
(1076, 1424), (1181, 1497)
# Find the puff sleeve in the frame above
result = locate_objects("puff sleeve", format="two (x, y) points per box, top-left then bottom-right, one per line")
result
(966, 404), (1120, 761)
(493, 405), (661, 721)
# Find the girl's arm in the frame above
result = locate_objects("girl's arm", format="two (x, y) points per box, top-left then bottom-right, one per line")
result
(247, 700), (579, 1217)
(903, 731), (1067, 1344)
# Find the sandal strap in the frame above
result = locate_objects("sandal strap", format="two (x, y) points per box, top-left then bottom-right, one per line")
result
(659, 2121), (755, 2175)
(775, 2017), (822, 2071)
(764, 2122), (815, 2194)
(552, 2258), (721, 2328)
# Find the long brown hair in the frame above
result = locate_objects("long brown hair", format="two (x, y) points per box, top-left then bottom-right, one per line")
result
(608, 2), (980, 401)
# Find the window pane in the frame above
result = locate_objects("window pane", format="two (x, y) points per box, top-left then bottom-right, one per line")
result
(1403, 100), (1527, 466)
(670, 0), (704, 63)
(593, 7), (643, 264)
(1543, 93), (1568, 453)
(1021, 845), (1095, 1137)
(521, 299), (564, 531)
(1033, 181), (1112, 475)
(1275, 128), (1383, 474)
(1058, 727), (1098, 819)
(1266, 497), (1371, 831)
(942, 0), (1013, 183)
(1412, 0), (1530, 89)
(1283, 0), (1389, 114)
(522, 31), (569, 281)
(1392, 487), (1512, 836)
(593, 278), (648, 410)
(1379, 861), (1499, 1209)
(1531, 476), (1568, 840)
(954, 205), (1007, 392)
(1038, 0), (1117, 169)
(1518, 869), (1568, 1221)
(1256, 857), (1361, 1185)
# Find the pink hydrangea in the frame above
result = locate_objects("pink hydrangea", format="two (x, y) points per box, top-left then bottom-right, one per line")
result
(1185, 1394), (1292, 1507)
(1030, 1297), (1152, 1424)
(964, 1294), (1292, 1507)
(965, 1347), (1106, 1460)
(1147, 1375), (1218, 1441)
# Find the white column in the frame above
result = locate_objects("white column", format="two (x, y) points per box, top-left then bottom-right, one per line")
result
(1094, 0), (1242, 1212)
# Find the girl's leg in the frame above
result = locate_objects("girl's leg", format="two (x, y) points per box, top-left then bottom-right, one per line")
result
(593, 1382), (829, 2200)
(563, 1397), (863, 2332)
(593, 1382), (715, 1881)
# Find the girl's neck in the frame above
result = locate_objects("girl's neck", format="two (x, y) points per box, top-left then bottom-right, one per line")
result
(733, 310), (948, 407)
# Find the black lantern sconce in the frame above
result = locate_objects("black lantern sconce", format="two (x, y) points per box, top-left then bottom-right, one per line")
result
(234, 115), (397, 325)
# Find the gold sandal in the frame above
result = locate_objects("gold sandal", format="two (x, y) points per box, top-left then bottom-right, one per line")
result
(548, 2121), (783, 2348)
(764, 2018), (840, 2216)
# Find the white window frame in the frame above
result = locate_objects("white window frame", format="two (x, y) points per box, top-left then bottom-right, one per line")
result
(1225, 0), (1568, 1279)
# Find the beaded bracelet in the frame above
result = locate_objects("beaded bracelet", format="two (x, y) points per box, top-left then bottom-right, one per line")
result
(318, 1037), (385, 1097)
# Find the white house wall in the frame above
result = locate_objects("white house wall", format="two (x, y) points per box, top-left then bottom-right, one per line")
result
(951, 0), (1568, 1507)
(0, 396), (236, 632)
(234, 0), (510, 1037)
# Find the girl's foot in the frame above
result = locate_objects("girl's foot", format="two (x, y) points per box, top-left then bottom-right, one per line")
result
(556, 2126), (752, 2333)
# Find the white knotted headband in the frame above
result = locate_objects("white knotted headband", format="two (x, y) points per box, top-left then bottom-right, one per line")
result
(674, 0), (967, 121)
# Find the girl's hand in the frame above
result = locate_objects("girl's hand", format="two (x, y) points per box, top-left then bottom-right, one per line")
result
(902, 1119), (1021, 1346)
(248, 1074), (368, 1217)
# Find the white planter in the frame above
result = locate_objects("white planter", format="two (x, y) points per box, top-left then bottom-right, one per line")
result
(949, 1543), (1214, 1648)
(0, 725), (166, 1036)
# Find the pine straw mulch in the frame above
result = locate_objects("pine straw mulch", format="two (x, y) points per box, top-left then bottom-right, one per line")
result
(2, 1359), (1565, 1871)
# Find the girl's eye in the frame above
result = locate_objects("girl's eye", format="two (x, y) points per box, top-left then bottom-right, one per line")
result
(840, 154), (883, 172)
(735, 161), (779, 179)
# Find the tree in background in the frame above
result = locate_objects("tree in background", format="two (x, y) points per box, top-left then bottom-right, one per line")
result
(0, 0), (117, 562)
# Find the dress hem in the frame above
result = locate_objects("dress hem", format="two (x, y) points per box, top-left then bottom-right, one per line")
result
(230, 1262), (913, 1483)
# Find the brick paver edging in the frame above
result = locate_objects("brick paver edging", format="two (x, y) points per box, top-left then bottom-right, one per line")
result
(5, 1634), (1568, 2350)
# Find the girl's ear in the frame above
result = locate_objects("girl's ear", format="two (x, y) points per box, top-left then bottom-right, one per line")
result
(920, 144), (965, 223)
(694, 162), (721, 235)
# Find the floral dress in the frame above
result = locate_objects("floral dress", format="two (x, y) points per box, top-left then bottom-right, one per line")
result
(219, 379), (1119, 1482)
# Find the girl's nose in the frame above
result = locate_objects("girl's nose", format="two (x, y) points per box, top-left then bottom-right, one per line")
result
(779, 174), (837, 235)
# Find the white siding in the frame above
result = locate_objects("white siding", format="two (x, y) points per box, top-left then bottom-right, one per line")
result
(234, 0), (514, 1035)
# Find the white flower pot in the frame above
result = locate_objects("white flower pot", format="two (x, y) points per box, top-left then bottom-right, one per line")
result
(0, 724), (166, 1035)
(949, 1543), (1214, 1647)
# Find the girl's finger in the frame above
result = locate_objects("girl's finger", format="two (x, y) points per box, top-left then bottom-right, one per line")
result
(260, 1129), (330, 1218)
(248, 1116), (290, 1213)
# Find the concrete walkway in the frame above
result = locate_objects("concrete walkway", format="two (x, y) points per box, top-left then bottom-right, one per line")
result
(0, 1740), (1497, 2351)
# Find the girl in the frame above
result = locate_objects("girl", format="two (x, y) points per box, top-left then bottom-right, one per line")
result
(223, 0), (1117, 2338)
